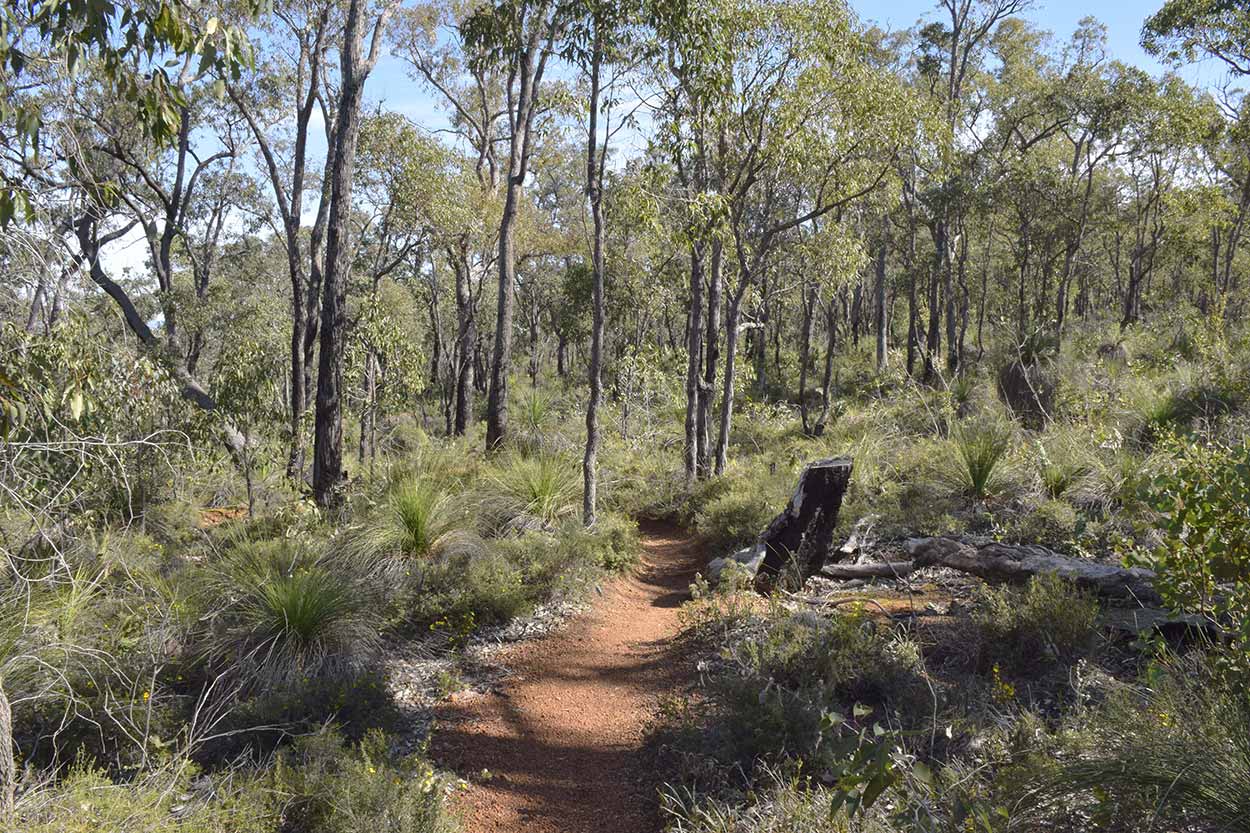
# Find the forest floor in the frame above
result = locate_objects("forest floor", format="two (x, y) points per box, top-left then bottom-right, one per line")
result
(430, 520), (704, 833)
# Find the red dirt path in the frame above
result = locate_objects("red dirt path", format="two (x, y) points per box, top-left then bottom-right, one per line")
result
(431, 520), (703, 833)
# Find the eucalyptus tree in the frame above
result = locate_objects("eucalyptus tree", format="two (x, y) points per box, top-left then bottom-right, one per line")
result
(562, 0), (642, 525)
(461, 0), (566, 450)
(392, 0), (509, 434)
(353, 112), (447, 460)
(913, 0), (1031, 378)
(228, 0), (341, 476)
(1144, 0), (1250, 77)
(702, 0), (916, 474)
(312, 0), (398, 507)
(33, 17), (254, 456)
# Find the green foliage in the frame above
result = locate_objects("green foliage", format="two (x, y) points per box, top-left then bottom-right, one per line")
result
(204, 539), (381, 690)
(17, 762), (274, 833)
(271, 728), (456, 833)
(1037, 658), (1250, 831)
(483, 453), (580, 530)
(951, 418), (1014, 500)
(1129, 438), (1250, 676)
(706, 608), (928, 770)
(1132, 438), (1250, 612)
(1034, 436), (1091, 499)
(692, 463), (792, 555)
(341, 477), (467, 571)
(971, 574), (1100, 674)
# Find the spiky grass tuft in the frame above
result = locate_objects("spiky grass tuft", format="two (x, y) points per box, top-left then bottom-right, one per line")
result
(206, 539), (380, 689)
(951, 418), (1014, 500)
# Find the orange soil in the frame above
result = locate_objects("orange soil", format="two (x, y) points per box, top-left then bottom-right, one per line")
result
(432, 520), (703, 833)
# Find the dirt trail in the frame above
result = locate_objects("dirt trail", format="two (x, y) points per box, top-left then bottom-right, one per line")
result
(432, 520), (703, 833)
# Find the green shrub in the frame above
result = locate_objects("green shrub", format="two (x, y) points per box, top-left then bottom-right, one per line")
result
(483, 453), (580, 530)
(557, 512), (640, 572)
(1034, 659), (1250, 832)
(1129, 438), (1250, 675)
(1002, 498), (1078, 544)
(1034, 437), (1091, 500)
(951, 418), (1014, 500)
(692, 465), (790, 556)
(17, 763), (275, 833)
(340, 477), (467, 571)
(271, 728), (456, 833)
(971, 573), (1099, 674)
(707, 608), (929, 769)
(204, 538), (381, 689)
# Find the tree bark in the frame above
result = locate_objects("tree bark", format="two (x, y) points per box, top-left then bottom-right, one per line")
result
(0, 679), (12, 823)
(583, 32), (606, 526)
(697, 239), (722, 477)
(452, 241), (476, 436)
(714, 282), (749, 475)
(684, 243), (705, 483)
(906, 537), (1163, 605)
(875, 226), (887, 373)
(312, 0), (388, 506)
(486, 6), (555, 450)
(756, 457), (854, 586)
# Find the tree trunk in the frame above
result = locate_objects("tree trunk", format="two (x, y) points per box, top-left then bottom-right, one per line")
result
(453, 245), (476, 436)
(697, 239), (722, 477)
(312, 0), (379, 507)
(714, 284), (747, 476)
(0, 679), (12, 823)
(924, 222), (943, 382)
(684, 244), (705, 483)
(906, 537), (1162, 605)
(756, 457), (854, 586)
(486, 16), (551, 450)
(583, 36), (606, 527)
(875, 228), (887, 373)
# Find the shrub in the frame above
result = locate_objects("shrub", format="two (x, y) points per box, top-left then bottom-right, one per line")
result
(951, 419), (1014, 500)
(1003, 497), (1078, 544)
(271, 728), (456, 833)
(1035, 659), (1250, 832)
(17, 763), (275, 833)
(1034, 437), (1091, 500)
(971, 573), (1099, 675)
(692, 465), (791, 556)
(340, 477), (467, 571)
(556, 512), (641, 573)
(431, 546), (529, 626)
(1129, 438), (1250, 674)
(204, 538), (381, 690)
(483, 453), (580, 530)
(708, 608), (929, 769)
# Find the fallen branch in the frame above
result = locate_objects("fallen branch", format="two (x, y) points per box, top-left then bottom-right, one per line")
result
(905, 537), (1162, 606)
(819, 561), (916, 580)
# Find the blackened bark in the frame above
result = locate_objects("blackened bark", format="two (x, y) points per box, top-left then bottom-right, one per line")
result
(756, 458), (854, 586)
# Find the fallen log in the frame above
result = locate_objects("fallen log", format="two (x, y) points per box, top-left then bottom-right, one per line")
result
(905, 537), (1162, 606)
(819, 561), (916, 580)
(756, 457), (853, 587)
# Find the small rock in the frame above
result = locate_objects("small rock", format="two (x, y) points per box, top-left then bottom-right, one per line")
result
(706, 544), (765, 585)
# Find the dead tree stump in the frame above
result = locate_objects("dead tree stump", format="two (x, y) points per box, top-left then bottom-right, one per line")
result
(755, 457), (853, 587)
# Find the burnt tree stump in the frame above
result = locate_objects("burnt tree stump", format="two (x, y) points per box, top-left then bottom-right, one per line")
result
(755, 457), (853, 587)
